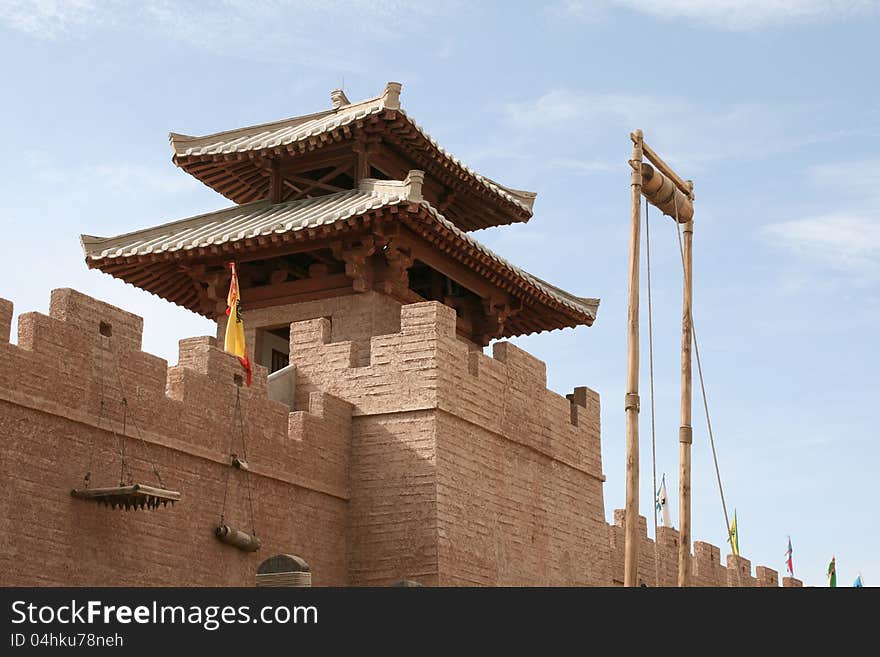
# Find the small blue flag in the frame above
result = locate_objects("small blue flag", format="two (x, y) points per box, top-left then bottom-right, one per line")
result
(853, 574), (864, 588)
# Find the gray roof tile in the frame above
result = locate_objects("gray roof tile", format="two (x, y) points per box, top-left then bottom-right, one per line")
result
(82, 184), (596, 322)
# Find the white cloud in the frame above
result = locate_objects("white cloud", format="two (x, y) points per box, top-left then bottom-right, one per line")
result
(555, 0), (879, 30)
(548, 0), (609, 21)
(0, 0), (461, 64)
(0, 0), (100, 38)
(506, 90), (678, 130)
(547, 157), (615, 174)
(503, 89), (842, 171)
(763, 213), (880, 272)
(33, 160), (199, 197)
(806, 159), (880, 202)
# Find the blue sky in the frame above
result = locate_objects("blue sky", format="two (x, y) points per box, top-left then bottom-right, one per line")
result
(1, 0), (877, 587)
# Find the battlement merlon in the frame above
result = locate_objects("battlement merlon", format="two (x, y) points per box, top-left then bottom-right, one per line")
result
(0, 298), (12, 344)
(50, 288), (144, 352)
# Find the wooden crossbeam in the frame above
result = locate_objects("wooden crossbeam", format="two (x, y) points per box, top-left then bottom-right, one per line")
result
(632, 133), (693, 200)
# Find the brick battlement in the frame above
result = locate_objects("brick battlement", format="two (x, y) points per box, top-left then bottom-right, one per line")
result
(0, 289), (351, 495)
(609, 511), (799, 587)
(0, 289), (352, 585)
(289, 300), (603, 482)
(0, 288), (799, 587)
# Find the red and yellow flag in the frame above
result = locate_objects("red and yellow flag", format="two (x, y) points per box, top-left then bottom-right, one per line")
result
(225, 262), (251, 386)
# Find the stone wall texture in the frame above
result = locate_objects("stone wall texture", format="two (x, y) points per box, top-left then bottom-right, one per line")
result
(0, 288), (799, 587)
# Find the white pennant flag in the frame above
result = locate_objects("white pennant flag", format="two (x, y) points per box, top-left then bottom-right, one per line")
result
(656, 474), (672, 528)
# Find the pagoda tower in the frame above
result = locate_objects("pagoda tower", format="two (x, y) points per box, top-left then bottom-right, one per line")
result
(81, 82), (598, 376)
(76, 84), (609, 584)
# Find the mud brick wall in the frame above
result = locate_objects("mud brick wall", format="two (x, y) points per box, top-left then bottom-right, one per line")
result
(0, 289), (802, 587)
(285, 301), (611, 586)
(0, 289), (352, 586)
(286, 304), (448, 585)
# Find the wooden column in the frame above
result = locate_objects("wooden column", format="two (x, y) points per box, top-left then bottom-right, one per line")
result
(269, 159), (283, 204)
(624, 130), (644, 587)
(677, 212), (694, 587)
(353, 135), (378, 182)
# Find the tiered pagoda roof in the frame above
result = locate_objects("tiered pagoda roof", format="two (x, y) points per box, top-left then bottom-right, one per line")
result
(82, 83), (599, 345)
(169, 82), (535, 231)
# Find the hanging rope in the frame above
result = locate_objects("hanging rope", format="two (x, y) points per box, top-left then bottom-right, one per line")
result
(82, 330), (168, 490)
(235, 386), (257, 536)
(82, 331), (107, 488)
(106, 334), (167, 489)
(671, 194), (743, 587)
(645, 199), (661, 587)
(118, 396), (130, 486)
(85, 332), (129, 488)
(219, 385), (257, 536)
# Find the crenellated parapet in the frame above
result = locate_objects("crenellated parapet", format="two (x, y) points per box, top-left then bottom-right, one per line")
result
(611, 509), (788, 587)
(0, 288), (802, 587)
(287, 300), (603, 482)
(0, 289), (354, 586)
(0, 289), (351, 492)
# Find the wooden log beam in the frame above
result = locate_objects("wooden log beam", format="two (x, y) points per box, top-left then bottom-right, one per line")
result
(242, 273), (352, 304)
(287, 162), (354, 199)
(286, 173), (348, 194)
(638, 137), (694, 200)
(641, 163), (694, 223)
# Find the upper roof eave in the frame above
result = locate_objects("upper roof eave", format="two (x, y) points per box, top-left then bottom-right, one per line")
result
(167, 82), (537, 218)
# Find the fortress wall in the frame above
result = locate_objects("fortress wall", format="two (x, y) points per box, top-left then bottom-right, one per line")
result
(435, 411), (611, 585)
(283, 301), (610, 585)
(0, 289), (352, 586)
(285, 303), (447, 585)
(0, 289), (804, 587)
(347, 411), (440, 586)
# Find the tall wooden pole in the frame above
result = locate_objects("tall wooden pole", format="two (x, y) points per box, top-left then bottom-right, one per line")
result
(624, 130), (644, 587)
(677, 197), (694, 587)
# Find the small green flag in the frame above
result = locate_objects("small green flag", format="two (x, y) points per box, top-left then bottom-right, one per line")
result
(827, 556), (837, 588)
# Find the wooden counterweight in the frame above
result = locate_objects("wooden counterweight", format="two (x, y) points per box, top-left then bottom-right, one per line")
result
(215, 524), (262, 552)
(641, 163), (693, 222)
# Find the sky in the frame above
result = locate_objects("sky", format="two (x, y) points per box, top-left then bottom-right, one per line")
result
(1, 0), (877, 587)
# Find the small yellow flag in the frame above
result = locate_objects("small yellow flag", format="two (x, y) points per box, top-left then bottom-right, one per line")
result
(224, 262), (251, 386)
(729, 511), (739, 556)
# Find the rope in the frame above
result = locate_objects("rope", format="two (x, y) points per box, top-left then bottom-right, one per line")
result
(85, 332), (127, 488)
(106, 335), (167, 489)
(671, 194), (743, 587)
(118, 397), (129, 486)
(83, 332), (104, 488)
(218, 388), (238, 525)
(219, 385), (258, 536)
(236, 387), (257, 536)
(645, 199), (661, 587)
